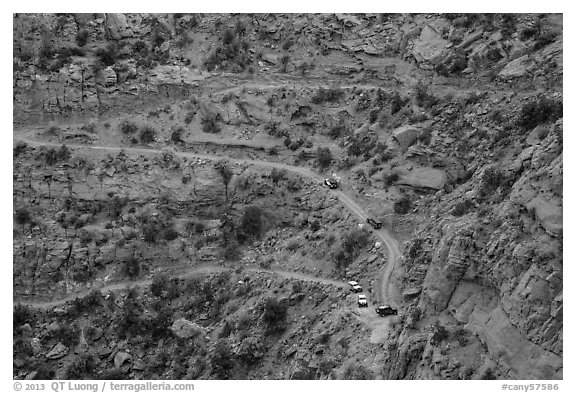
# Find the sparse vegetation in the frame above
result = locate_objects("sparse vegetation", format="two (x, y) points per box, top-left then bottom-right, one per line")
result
(201, 112), (221, 134)
(316, 147), (332, 169)
(394, 195), (412, 214)
(311, 87), (344, 104)
(139, 125), (156, 144)
(204, 28), (251, 72)
(517, 96), (562, 130)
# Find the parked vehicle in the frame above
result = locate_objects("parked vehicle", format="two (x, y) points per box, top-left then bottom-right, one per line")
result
(348, 281), (363, 293)
(375, 305), (398, 316)
(366, 217), (382, 229)
(358, 294), (368, 307)
(324, 178), (338, 189)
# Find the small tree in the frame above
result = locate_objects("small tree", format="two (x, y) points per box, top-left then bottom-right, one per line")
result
(240, 206), (263, 238)
(123, 256), (140, 279)
(139, 125), (156, 143)
(262, 297), (288, 335)
(202, 113), (221, 134)
(316, 147), (332, 169)
(15, 208), (32, 232)
(119, 120), (138, 136)
(214, 161), (233, 202)
(171, 127), (184, 144)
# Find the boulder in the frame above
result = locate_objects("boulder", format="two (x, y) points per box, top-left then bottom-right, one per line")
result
(392, 125), (419, 149)
(397, 167), (447, 190)
(499, 55), (536, 79)
(104, 13), (134, 40)
(114, 351), (132, 368)
(132, 359), (146, 371)
(170, 318), (205, 339)
(46, 342), (68, 359)
(525, 197), (563, 235)
(412, 25), (449, 66)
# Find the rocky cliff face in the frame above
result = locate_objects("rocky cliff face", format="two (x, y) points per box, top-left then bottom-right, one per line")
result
(14, 13), (562, 380)
(391, 118), (562, 379)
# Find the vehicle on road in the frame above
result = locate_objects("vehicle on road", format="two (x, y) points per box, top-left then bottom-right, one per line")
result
(375, 305), (398, 316)
(358, 294), (368, 307)
(366, 217), (382, 229)
(348, 281), (363, 293)
(324, 178), (338, 189)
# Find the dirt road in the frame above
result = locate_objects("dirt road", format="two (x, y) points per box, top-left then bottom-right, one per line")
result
(14, 136), (401, 309)
(16, 265), (348, 310)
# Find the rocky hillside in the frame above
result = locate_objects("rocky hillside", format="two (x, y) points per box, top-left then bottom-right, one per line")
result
(13, 13), (562, 380)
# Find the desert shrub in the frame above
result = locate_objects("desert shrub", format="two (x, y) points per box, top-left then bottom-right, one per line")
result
(50, 324), (80, 348)
(534, 31), (557, 50)
(383, 172), (400, 187)
(286, 177), (302, 192)
(520, 26), (539, 41)
(240, 206), (263, 238)
(451, 200), (474, 216)
(268, 146), (278, 156)
(311, 87), (344, 104)
(184, 110), (196, 124)
(95, 43), (118, 66)
(202, 113), (221, 133)
(316, 147), (332, 169)
(75, 29), (89, 47)
(394, 195), (412, 214)
(480, 167), (504, 195)
(204, 28), (251, 72)
(13, 141), (28, 157)
(270, 168), (287, 183)
(193, 221), (205, 234)
(296, 150), (308, 161)
(13, 304), (32, 329)
(210, 339), (235, 379)
(170, 127), (184, 143)
(261, 297), (288, 335)
(309, 220), (321, 232)
(163, 227), (179, 241)
(14, 208), (32, 228)
(289, 138), (305, 151)
(236, 336), (265, 365)
(139, 125), (156, 143)
(123, 256), (140, 278)
(342, 228), (370, 257)
(221, 239), (241, 261)
(516, 96), (562, 130)
(329, 124), (348, 139)
(429, 321), (449, 346)
(414, 82), (438, 109)
(119, 120), (138, 136)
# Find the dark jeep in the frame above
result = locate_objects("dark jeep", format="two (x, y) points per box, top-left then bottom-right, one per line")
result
(375, 305), (398, 317)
